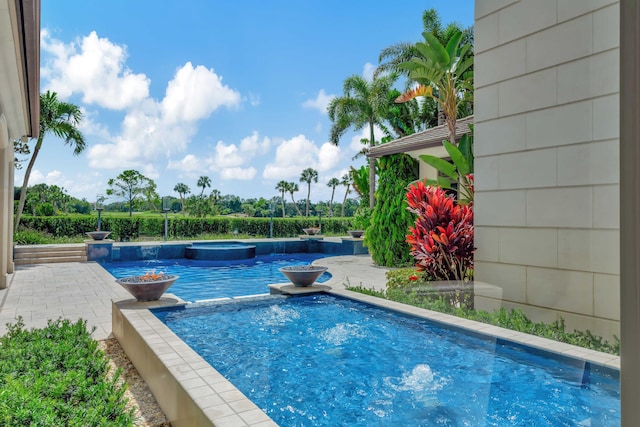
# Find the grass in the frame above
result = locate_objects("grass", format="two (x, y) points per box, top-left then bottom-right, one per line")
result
(0, 318), (134, 426)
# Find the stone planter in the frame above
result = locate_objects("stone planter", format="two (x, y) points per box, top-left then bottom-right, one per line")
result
(86, 231), (111, 240)
(116, 274), (179, 301)
(302, 227), (321, 236)
(347, 230), (365, 238)
(279, 265), (328, 287)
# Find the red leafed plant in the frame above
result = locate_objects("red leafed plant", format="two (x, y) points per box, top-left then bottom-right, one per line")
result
(406, 180), (474, 281)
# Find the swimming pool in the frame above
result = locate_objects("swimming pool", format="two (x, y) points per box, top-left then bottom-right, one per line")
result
(101, 253), (331, 302)
(153, 293), (620, 426)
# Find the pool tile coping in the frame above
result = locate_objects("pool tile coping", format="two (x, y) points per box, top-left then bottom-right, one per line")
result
(114, 287), (620, 427)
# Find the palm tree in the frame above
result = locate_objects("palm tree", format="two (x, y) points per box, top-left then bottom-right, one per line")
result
(173, 183), (190, 214)
(275, 180), (289, 217)
(15, 91), (86, 231)
(300, 168), (319, 217)
(328, 73), (398, 208)
(327, 177), (340, 217)
(340, 173), (352, 217)
(395, 30), (474, 146)
(286, 182), (303, 217)
(197, 176), (211, 197)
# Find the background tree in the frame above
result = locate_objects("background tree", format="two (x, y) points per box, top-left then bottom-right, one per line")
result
(209, 189), (221, 216)
(106, 170), (156, 217)
(275, 180), (289, 218)
(300, 168), (319, 218)
(173, 183), (190, 214)
(286, 182), (303, 216)
(328, 73), (398, 208)
(197, 176), (211, 197)
(340, 173), (352, 217)
(14, 91), (86, 231)
(327, 177), (340, 217)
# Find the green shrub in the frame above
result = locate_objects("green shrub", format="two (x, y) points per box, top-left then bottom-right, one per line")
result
(35, 202), (55, 216)
(0, 318), (134, 426)
(13, 229), (50, 245)
(365, 153), (418, 267)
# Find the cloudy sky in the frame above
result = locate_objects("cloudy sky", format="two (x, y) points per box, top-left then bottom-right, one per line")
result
(19, 0), (474, 204)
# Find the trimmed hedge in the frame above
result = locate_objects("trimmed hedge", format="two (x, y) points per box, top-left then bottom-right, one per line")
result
(18, 215), (353, 241)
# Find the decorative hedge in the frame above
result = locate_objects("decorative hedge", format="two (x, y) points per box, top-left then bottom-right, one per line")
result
(18, 215), (353, 241)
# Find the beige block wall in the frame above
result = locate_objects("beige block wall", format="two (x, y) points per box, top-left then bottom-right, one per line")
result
(474, 0), (620, 340)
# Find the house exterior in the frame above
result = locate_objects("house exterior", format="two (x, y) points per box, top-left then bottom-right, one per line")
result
(0, 0), (40, 289)
(367, 115), (474, 183)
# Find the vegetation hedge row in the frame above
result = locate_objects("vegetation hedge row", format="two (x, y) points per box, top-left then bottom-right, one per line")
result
(18, 215), (354, 241)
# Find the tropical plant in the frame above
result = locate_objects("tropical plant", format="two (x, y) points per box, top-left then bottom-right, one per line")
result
(366, 153), (418, 267)
(173, 183), (190, 214)
(375, 8), (474, 80)
(299, 168), (318, 217)
(349, 165), (369, 201)
(286, 182), (303, 216)
(340, 173), (352, 217)
(395, 29), (474, 146)
(106, 170), (156, 217)
(326, 177), (340, 217)
(14, 91), (86, 231)
(418, 127), (474, 204)
(275, 180), (289, 217)
(351, 206), (372, 230)
(197, 175), (211, 197)
(328, 73), (399, 208)
(405, 181), (474, 281)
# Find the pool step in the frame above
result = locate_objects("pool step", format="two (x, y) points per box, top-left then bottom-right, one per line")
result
(13, 244), (88, 265)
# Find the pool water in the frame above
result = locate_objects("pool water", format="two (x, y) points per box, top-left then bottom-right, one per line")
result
(101, 253), (330, 302)
(154, 294), (620, 427)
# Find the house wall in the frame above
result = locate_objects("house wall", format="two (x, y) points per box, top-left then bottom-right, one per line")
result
(473, 0), (620, 339)
(406, 145), (448, 182)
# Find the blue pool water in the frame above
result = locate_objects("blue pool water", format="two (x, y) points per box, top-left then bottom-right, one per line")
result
(101, 253), (330, 302)
(154, 294), (620, 427)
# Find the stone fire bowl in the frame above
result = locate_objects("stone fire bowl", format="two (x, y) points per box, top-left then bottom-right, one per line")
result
(116, 274), (179, 301)
(279, 266), (328, 287)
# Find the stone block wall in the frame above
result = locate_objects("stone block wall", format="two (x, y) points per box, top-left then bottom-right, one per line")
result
(474, 0), (620, 339)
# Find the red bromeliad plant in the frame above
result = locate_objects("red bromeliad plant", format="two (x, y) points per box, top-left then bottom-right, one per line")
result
(406, 180), (474, 281)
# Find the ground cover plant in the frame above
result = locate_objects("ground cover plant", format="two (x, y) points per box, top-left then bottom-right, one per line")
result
(348, 267), (620, 356)
(0, 318), (134, 426)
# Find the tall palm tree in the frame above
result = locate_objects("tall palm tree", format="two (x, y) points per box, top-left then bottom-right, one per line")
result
(340, 173), (352, 217)
(327, 177), (340, 217)
(300, 168), (318, 217)
(395, 30), (474, 146)
(275, 180), (289, 217)
(15, 91), (86, 231)
(173, 182), (190, 214)
(286, 182), (303, 217)
(197, 175), (211, 197)
(328, 73), (399, 208)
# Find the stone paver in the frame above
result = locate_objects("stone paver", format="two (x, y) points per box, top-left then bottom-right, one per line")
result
(0, 261), (131, 339)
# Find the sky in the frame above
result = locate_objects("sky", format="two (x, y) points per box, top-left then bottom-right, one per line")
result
(19, 0), (474, 204)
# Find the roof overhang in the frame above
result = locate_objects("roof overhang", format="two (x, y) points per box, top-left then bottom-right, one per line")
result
(0, 0), (40, 139)
(367, 115), (474, 159)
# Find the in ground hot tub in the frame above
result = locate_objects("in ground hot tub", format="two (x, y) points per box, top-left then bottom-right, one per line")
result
(184, 241), (256, 261)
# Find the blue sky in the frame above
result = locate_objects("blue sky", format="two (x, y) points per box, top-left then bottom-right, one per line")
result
(20, 0), (474, 204)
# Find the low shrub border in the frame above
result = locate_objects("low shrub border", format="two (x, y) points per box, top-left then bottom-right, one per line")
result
(348, 267), (620, 356)
(0, 318), (134, 426)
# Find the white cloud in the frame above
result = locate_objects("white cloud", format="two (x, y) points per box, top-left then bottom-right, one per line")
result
(167, 154), (203, 173)
(214, 141), (243, 168)
(161, 62), (241, 124)
(239, 131), (271, 155)
(363, 62), (376, 82)
(302, 89), (335, 114)
(41, 30), (150, 110)
(42, 30), (243, 172)
(220, 167), (257, 180)
(262, 134), (342, 180)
